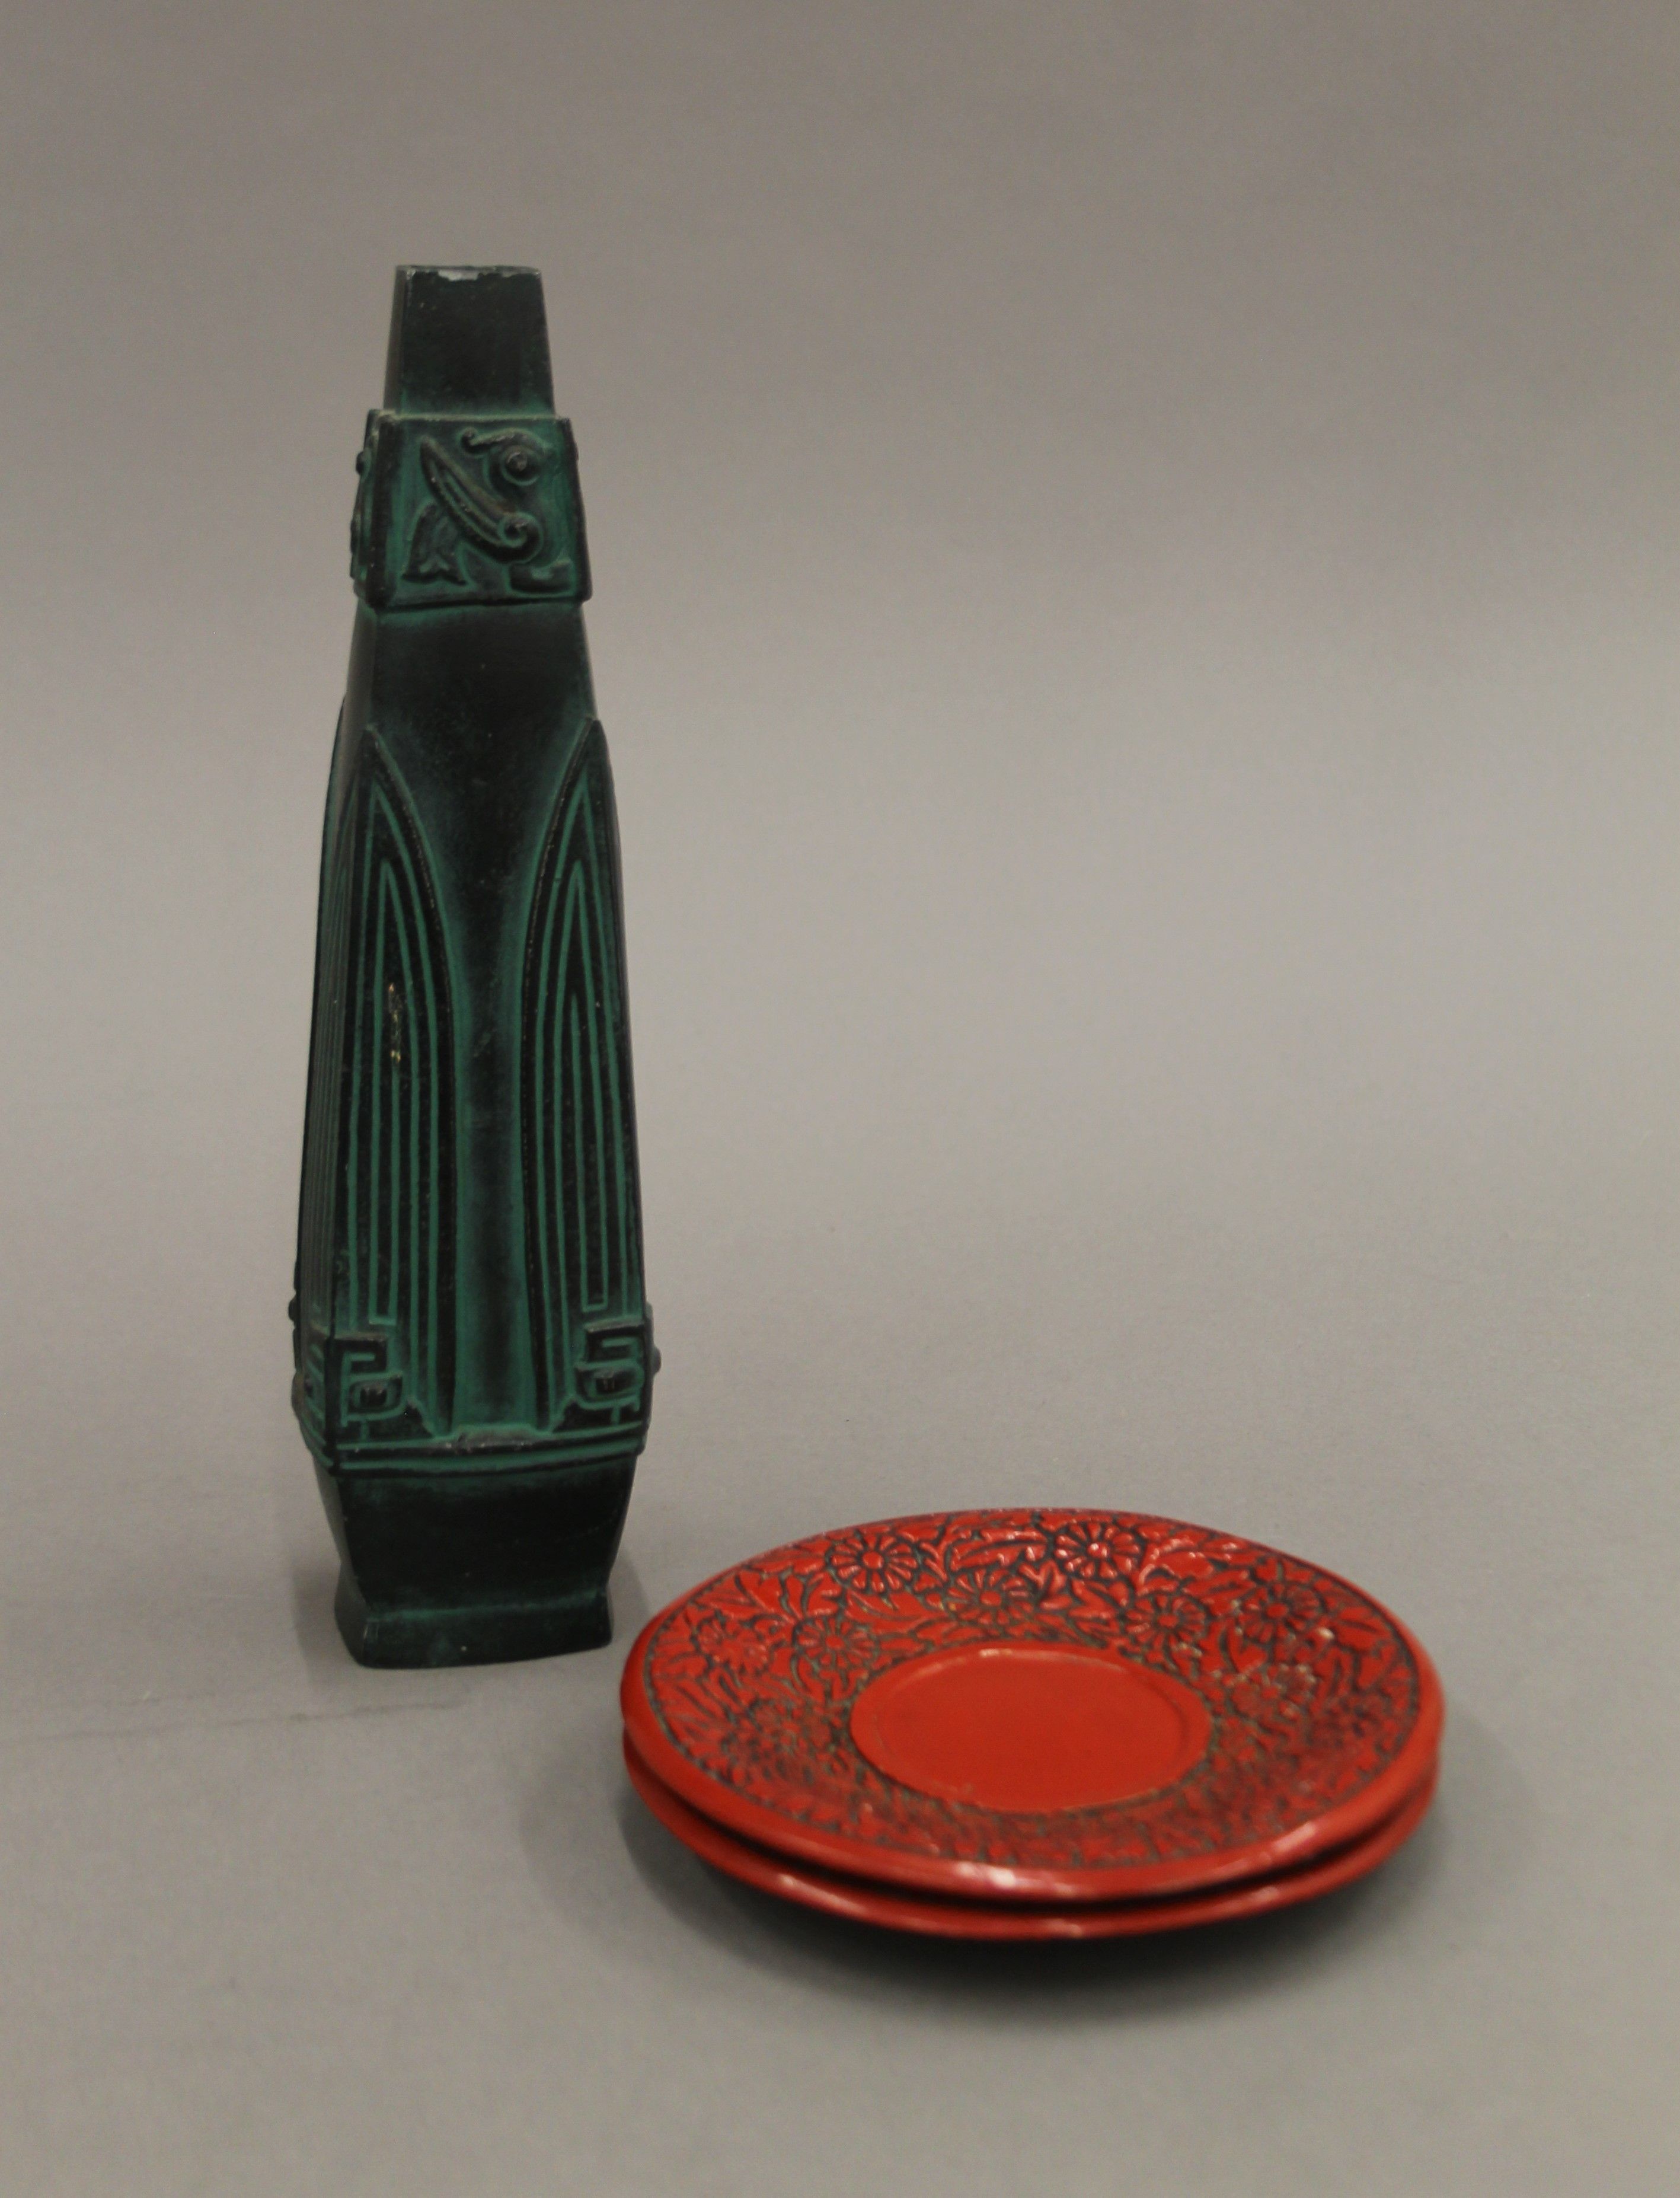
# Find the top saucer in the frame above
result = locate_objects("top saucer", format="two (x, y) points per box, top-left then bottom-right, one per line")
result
(622, 1508), (1442, 1903)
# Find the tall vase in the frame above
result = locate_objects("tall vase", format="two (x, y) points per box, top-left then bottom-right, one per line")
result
(291, 265), (655, 1666)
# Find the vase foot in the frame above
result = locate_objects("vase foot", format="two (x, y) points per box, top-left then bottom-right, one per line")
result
(333, 1574), (612, 1667)
(312, 1451), (636, 1668)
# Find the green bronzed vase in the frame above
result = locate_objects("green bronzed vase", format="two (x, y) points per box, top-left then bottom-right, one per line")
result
(290, 265), (656, 1666)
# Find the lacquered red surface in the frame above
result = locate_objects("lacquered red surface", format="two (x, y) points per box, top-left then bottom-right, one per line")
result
(622, 1509), (1443, 1902)
(849, 1642), (1211, 1813)
(624, 1733), (1439, 1940)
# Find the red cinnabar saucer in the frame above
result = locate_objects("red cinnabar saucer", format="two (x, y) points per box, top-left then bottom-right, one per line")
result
(621, 1510), (1442, 1904)
(624, 1732), (1437, 1939)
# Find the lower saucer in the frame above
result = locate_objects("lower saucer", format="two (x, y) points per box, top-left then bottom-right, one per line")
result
(624, 1733), (1437, 1940)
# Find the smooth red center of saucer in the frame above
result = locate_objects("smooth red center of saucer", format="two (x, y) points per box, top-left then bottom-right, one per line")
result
(848, 1644), (1211, 1814)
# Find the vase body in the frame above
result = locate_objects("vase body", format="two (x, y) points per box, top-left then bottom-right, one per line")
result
(291, 266), (654, 1666)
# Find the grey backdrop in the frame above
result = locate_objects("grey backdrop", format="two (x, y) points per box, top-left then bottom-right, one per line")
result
(2, 4), (1676, 2193)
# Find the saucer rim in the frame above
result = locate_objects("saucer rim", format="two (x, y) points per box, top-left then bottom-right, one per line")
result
(622, 1727), (1440, 1940)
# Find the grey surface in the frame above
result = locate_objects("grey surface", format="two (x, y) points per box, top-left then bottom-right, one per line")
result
(2, 4), (1677, 2192)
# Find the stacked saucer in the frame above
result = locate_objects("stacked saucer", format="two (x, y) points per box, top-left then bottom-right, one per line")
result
(620, 1509), (1442, 1939)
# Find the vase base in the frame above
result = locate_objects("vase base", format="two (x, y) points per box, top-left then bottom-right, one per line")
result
(312, 1450), (636, 1669)
(333, 1574), (612, 1667)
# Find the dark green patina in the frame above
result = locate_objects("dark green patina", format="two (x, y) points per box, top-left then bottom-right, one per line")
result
(291, 266), (655, 1666)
